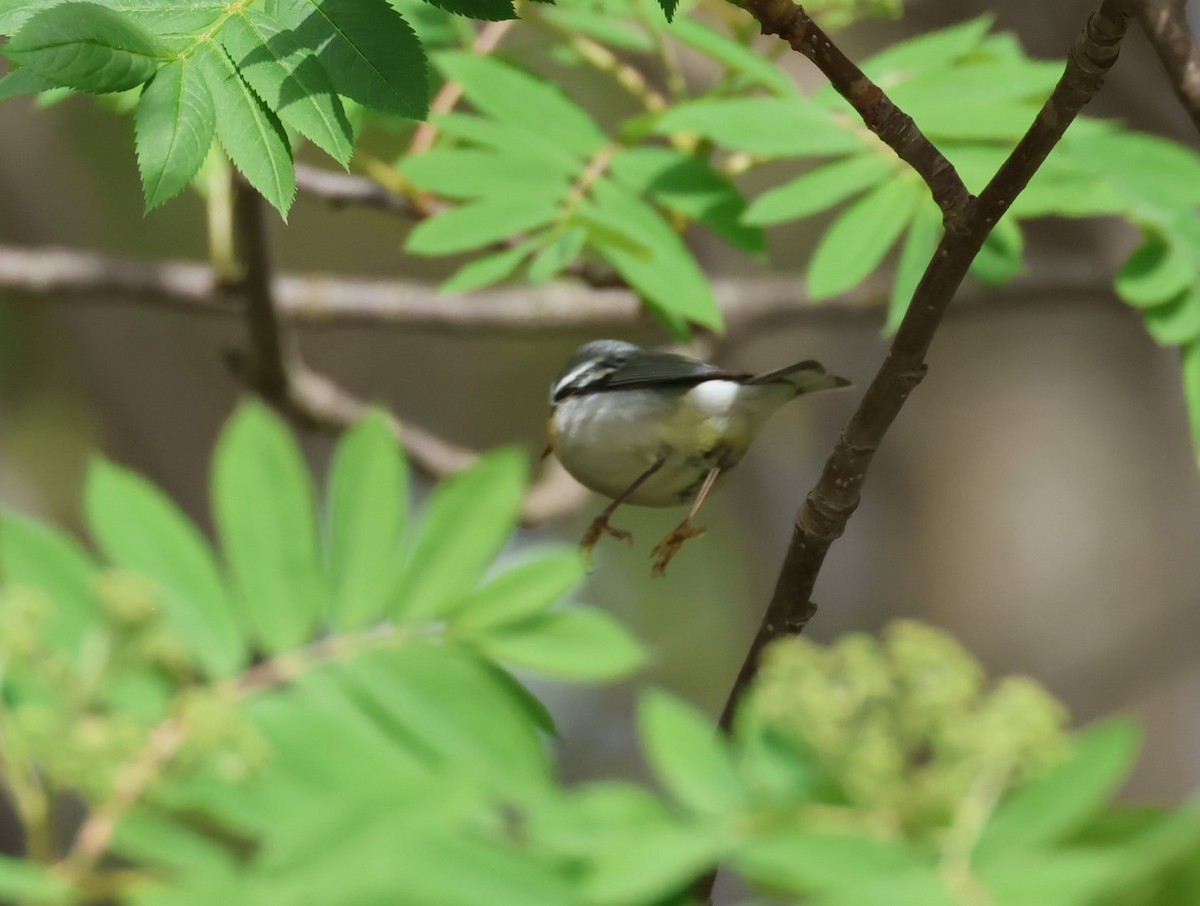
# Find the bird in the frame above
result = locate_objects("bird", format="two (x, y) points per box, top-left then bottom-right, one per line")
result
(545, 340), (851, 575)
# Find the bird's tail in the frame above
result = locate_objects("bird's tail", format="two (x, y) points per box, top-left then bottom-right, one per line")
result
(747, 359), (852, 394)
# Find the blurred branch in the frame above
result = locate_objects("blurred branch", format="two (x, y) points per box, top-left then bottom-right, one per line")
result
(740, 0), (970, 220)
(294, 163), (420, 219)
(0, 243), (1113, 334)
(718, 0), (1133, 733)
(1134, 0), (1200, 133)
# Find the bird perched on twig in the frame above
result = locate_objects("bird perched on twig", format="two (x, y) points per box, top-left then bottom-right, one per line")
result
(545, 340), (851, 575)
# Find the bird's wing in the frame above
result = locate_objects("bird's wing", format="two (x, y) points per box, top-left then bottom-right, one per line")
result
(599, 350), (749, 390)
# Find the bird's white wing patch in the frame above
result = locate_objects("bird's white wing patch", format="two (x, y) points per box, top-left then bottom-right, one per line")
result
(687, 380), (741, 416)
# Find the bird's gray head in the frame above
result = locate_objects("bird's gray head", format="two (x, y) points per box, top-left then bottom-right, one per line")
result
(551, 339), (640, 403)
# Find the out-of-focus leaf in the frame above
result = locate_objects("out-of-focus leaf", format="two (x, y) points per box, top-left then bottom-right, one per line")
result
(638, 689), (744, 814)
(743, 154), (894, 225)
(85, 459), (246, 678)
(978, 852), (1121, 906)
(0, 511), (98, 653)
(537, 8), (652, 51)
(0, 854), (71, 904)
(406, 193), (562, 255)
(527, 227), (589, 284)
(454, 547), (587, 631)
(1115, 234), (1197, 309)
(435, 52), (607, 158)
(977, 720), (1141, 859)
(1087, 131), (1200, 212)
(431, 112), (582, 175)
(4, 3), (165, 93)
(669, 17), (796, 96)
(582, 178), (722, 334)
(1143, 287), (1200, 346)
(400, 148), (572, 199)
(655, 98), (863, 157)
(438, 242), (536, 294)
(860, 16), (993, 83)
(465, 607), (646, 681)
(391, 449), (525, 621)
(585, 820), (723, 904)
(807, 178), (924, 300)
(0, 66), (53, 103)
(326, 411), (407, 630)
(1184, 339), (1200, 467)
(610, 146), (764, 253)
(213, 402), (325, 652)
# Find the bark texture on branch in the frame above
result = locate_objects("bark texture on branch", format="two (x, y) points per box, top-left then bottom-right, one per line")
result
(1134, 0), (1200, 134)
(719, 0), (1133, 732)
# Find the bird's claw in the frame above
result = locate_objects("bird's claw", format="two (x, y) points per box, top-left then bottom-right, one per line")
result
(581, 514), (634, 554)
(650, 521), (706, 577)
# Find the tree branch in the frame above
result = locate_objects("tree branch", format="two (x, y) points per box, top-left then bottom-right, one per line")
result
(294, 163), (420, 219)
(718, 0), (1133, 733)
(740, 0), (971, 220)
(0, 243), (1113, 333)
(1133, 0), (1200, 133)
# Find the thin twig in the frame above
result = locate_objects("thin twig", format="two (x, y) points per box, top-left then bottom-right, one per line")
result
(717, 0), (1133, 734)
(1133, 0), (1200, 133)
(294, 163), (419, 219)
(739, 0), (971, 221)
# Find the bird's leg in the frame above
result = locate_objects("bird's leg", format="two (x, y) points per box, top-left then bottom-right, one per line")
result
(580, 459), (665, 554)
(651, 467), (720, 577)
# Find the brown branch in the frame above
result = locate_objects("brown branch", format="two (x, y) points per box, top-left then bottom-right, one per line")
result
(718, 0), (1133, 734)
(740, 0), (970, 221)
(1133, 0), (1200, 133)
(0, 243), (1114, 333)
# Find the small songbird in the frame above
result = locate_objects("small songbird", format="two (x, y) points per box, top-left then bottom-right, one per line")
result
(545, 340), (851, 574)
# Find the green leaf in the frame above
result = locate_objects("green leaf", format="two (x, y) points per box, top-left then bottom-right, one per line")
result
(0, 511), (98, 653)
(4, 3), (165, 93)
(422, 0), (516, 21)
(326, 411), (407, 630)
(978, 852), (1120, 906)
(887, 202), (941, 334)
(435, 53), (607, 158)
(391, 448), (526, 621)
(431, 112), (583, 175)
(0, 854), (71, 903)
(1184, 340), (1200, 468)
(0, 66), (54, 103)
(1144, 286), (1200, 346)
(438, 242), (535, 294)
(1115, 234), (1198, 309)
(971, 216), (1024, 285)
(0, 0), (60, 36)
(135, 57), (216, 211)
(669, 17), (796, 96)
(860, 16), (993, 83)
(84, 460), (246, 678)
(655, 98), (864, 157)
(536, 8), (653, 52)
(610, 146), (764, 254)
(406, 193), (562, 255)
(527, 227), (589, 284)
(195, 42), (295, 218)
(275, 0), (428, 119)
(743, 154), (895, 225)
(467, 607), (646, 681)
(639, 689), (744, 814)
(1087, 131), (1200, 213)
(808, 178), (924, 300)
(212, 402), (325, 653)
(220, 9), (354, 166)
(454, 547), (588, 631)
(655, 0), (678, 22)
(585, 821), (723, 905)
(733, 831), (945, 899)
(583, 178), (722, 334)
(400, 148), (572, 200)
(977, 720), (1141, 859)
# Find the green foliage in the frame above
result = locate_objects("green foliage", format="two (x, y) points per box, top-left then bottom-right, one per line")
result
(3, 457), (1198, 906)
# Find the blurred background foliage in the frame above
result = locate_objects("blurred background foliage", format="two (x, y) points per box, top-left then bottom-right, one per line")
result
(1, 0), (1200, 900)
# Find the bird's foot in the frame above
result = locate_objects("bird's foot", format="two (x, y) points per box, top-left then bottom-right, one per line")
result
(650, 520), (706, 577)
(581, 513), (634, 554)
